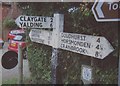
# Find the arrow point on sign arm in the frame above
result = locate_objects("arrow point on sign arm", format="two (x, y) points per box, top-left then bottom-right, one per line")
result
(15, 16), (21, 28)
(29, 30), (32, 41)
(101, 37), (114, 59)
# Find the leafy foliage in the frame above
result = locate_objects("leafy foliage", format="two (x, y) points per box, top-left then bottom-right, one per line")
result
(95, 68), (118, 84)
(27, 43), (51, 84)
(3, 18), (17, 29)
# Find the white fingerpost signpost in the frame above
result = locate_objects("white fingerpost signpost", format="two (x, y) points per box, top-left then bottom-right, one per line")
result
(16, 12), (114, 84)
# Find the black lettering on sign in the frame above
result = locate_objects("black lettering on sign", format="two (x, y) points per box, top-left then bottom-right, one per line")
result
(23, 22), (27, 27)
(19, 22), (23, 27)
(96, 45), (103, 50)
(44, 17), (46, 22)
(81, 36), (86, 41)
(41, 17), (44, 22)
(50, 17), (53, 22)
(95, 51), (102, 58)
(34, 17), (38, 22)
(31, 34), (39, 38)
(50, 18), (53, 28)
(95, 51), (99, 57)
(20, 16), (24, 21)
(50, 23), (53, 28)
(97, 38), (100, 43)
(96, 45), (100, 50)
(61, 44), (65, 48)
(30, 22), (34, 27)
(31, 17), (34, 21)
(27, 17), (30, 21)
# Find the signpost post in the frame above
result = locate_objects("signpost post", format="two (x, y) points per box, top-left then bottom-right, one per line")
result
(92, 0), (120, 22)
(50, 14), (64, 84)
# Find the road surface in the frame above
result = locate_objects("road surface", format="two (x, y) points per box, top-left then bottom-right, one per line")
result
(0, 42), (31, 84)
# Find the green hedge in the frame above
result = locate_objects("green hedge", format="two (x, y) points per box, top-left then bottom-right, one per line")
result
(27, 43), (51, 84)
(27, 42), (118, 84)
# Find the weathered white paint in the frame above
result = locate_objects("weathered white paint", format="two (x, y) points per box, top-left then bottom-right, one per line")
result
(51, 14), (64, 48)
(27, 13), (114, 60)
(15, 15), (55, 28)
(29, 29), (52, 46)
(51, 14), (64, 84)
(59, 32), (114, 59)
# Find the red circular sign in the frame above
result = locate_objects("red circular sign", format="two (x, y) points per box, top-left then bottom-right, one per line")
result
(2, 51), (18, 69)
